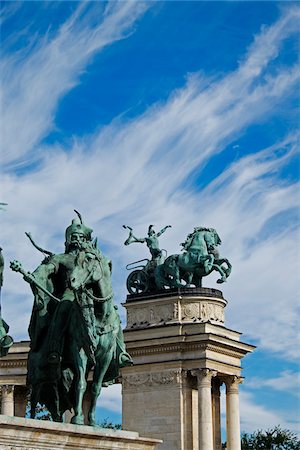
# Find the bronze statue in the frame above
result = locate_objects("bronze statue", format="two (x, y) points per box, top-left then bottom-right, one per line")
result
(123, 224), (171, 263)
(124, 225), (232, 294)
(11, 212), (132, 425)
(123, 224), (171, 295)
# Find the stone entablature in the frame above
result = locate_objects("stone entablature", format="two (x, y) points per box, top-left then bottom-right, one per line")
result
(124, 288), (227, 329)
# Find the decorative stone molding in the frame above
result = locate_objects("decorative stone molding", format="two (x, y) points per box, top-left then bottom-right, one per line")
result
(191, 368), (217, 388)
(224, 375), (243, 394)
(122, 369), (187, 390)
(0, 385), (15, 395)
(125, 292), (227, 329)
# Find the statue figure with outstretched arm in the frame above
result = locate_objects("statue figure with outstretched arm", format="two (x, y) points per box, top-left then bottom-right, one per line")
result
(123, 224), (171, 263)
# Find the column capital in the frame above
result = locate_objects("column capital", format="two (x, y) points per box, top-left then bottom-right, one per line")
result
(212, 376), (223, 395)
(191, 368), (217, 387)
(0, 385), (15, 395)
(224, 375), (243, 394)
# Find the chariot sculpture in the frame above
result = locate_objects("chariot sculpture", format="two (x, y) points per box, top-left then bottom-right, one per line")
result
(123, 225), (232, 294)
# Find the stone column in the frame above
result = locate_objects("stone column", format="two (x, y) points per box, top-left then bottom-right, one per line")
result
(225, 376), (243, 450)
(212, 377), (222, 450)
(14, 385), (28, 418)
(192, 369), (216, 450)
(0, 385), (15, 416)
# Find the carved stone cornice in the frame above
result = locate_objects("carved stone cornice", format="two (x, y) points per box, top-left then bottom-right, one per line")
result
(126, 341), (249, 360)
(0, 360), (27, 368)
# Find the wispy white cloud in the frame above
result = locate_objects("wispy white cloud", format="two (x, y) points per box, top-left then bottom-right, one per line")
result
(220, 389), (300, 435)
(0, 1), (151, 169)
(1, 6), (299, 366)
(0, 15), (299, 445)
(247, 371), (300, 398)
(97, 383), (122, 414)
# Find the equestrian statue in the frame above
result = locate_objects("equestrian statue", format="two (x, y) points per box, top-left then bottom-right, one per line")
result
(10, 212), (132, 425)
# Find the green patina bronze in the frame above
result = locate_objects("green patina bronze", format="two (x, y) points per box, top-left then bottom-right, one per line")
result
(10, 212), (132, 425)
(124, 225), (232, 294)
(0, 203), (14, 357)
(123, 224), (171, 294)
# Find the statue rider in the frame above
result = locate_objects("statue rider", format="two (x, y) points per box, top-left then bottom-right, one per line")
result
(123, 224), (171, 264)
(24, 215), (129, 368)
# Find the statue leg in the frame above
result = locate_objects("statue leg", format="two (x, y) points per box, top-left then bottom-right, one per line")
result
(71, 348), (88, 425)
(212, 264), (227, 283)
(47, 300), (73, 363)
(88, 340), (114, 426)
(30, 386), (38, 419)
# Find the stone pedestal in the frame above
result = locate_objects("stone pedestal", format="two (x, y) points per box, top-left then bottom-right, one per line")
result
(0, 415), (162, 450)
(121, 288), (255, 450)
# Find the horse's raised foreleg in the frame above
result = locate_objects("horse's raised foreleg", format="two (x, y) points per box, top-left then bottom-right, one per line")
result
(88, 344), (114, 426)
(204, 255), (214, 273)
(71, 349), (88, 425)
(212, 264), (227, 283)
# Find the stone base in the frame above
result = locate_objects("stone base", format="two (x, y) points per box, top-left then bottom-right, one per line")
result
(0, 415), (162, 450)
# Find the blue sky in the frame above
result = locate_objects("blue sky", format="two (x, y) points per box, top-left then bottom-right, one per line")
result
(1, 0), (299, 436)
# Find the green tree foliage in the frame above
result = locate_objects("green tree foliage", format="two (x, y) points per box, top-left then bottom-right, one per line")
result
(98, 417), (122, 430)
(241, 426), (300, 450)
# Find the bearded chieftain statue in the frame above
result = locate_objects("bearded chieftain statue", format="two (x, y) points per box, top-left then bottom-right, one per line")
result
(11, 212), (132, 425)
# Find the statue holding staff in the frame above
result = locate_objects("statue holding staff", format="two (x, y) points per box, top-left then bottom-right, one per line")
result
(11, 211), (132, 425)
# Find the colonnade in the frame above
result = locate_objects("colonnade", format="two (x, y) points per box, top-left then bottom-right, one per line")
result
(191, 369), (242, 450)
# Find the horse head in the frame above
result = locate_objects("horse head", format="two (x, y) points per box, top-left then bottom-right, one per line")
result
(204, 228), (222, 252)
(70, 250), (102, 291)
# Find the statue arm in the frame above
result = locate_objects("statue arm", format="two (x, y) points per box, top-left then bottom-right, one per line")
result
(156, 225), (172, 238)
(32, 260), (56, 285)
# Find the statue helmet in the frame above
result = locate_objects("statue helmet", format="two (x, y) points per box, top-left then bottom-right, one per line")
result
(65, 211), (93, 247)
(148, 224), (154, 235)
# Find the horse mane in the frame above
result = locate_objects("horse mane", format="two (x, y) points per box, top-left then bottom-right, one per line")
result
(193, 227), (222, 245)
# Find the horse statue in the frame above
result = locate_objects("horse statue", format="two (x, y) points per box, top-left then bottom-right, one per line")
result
(66, 246), (132, 425)
(154, 227), (231, 289)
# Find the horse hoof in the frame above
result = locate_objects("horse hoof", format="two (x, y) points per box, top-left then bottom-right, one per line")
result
(71, 415), (84, 425)
(88, 413), (96, 427)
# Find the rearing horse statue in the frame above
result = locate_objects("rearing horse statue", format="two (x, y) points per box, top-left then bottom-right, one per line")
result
(154, 227), (231, 288)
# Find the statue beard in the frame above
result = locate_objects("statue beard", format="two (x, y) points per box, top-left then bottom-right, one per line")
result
(68, 241), (85, 253)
